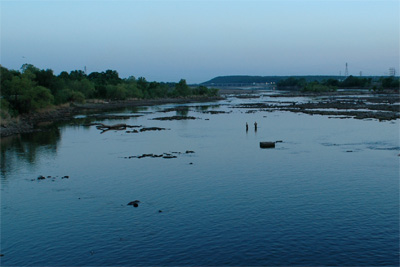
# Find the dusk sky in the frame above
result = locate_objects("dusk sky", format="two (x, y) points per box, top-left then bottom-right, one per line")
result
(1, 0), (399, 83)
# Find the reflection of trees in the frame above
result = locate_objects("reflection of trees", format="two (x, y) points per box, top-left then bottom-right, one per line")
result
(0, 127), (61, 179)
(195, 105), (209, 112)
(194, 105), (221, 112)
(176, 107), (189, 116)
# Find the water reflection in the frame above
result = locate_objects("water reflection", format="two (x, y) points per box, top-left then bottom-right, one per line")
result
(176, 106), (189, 116)
(0, 127), (61, 179)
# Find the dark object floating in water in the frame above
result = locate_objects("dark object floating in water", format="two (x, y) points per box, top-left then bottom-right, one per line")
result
(260, 142), (275, 149)
(37, 175), (46, 180)
(185, 150), (195, 154)
(127, 200), (140, 207)
(62, 176), (69, 179)
(158, 210), (163, 213)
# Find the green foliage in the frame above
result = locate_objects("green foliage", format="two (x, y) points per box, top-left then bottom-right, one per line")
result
(0, 64), (219, 116)
(68, 79), (95, 98)
(323, 78), (340, 87)
(192, 86), (219, 96)
(380, 77), (400, 89)
(207, 88), (219, 96)
(55, 89), (85, 104)
(302, 82), (337, 92)
(277, 77), (306, 88)
(69, 70), (87, 81)
(340, 75), (371, 88)
(0, 98), (12, 119)
(23, 86), (54, 111)
(88, 70), (121, 85)
(106, 84), (127, 100)
(174, 79), (191, 97)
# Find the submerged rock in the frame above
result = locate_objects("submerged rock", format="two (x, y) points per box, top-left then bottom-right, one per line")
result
(202, 110), (229, 114)
(140, 127), (167, 132)
(163, 155), (177, 159)
(127, 200), (140, 207)
(126, 151), (194, 159)
(152, 116), (198, 121)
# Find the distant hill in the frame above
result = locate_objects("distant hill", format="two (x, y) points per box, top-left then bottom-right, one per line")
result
(202, 75), (343, 86)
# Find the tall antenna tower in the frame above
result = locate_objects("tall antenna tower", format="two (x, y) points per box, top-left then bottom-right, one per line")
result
(344, 63), (349, 77)
(389, 67), (396, 76)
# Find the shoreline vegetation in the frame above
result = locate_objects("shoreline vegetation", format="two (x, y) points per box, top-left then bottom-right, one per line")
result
(0, 64), (220, 137)
(1, 64), (399, 137)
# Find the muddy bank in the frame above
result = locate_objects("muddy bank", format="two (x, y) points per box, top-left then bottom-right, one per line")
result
(0, 97), (222, 138)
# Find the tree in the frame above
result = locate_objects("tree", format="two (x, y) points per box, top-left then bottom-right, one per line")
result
(69, 70), (87, 81)
(175, 79), (191, 97)
(380, 77), (400, 89)
(104, 70), (121, 85)
(340, 75), (370, 88)
(106, 84), (127, 100)
(3, 73), (36, 113)
(23, 86), (54, 111)
(68, 79), (95, 98)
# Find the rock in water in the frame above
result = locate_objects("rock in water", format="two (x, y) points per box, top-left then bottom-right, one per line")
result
(127, 200), (140, 207)
(260, 142), (275, 149)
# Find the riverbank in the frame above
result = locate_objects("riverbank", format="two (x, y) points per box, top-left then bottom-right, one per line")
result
(0, 96), (223, 138)
(1, 90), (399, 138)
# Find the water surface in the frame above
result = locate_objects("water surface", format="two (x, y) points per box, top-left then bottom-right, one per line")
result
(1, 94), (399, 266)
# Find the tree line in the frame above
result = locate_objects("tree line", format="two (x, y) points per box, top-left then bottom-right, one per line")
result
(0, 64), (218, 117)
(277, 75), (400, 92)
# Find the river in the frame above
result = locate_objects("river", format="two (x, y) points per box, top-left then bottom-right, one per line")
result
(1, 92), (399, 266)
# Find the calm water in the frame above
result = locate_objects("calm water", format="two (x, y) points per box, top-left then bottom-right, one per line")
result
(1, 93), (399, 266)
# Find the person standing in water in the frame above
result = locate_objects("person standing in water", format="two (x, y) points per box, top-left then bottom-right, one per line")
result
(246, 122), (249, 132)
(254, 122), (258, 131)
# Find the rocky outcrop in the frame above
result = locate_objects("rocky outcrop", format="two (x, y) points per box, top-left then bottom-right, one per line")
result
(260, 142), (276, 148)
(152, 116), (199, 121)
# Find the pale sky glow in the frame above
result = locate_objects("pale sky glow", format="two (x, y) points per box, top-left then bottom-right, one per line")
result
(1, 0), (399, 83)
